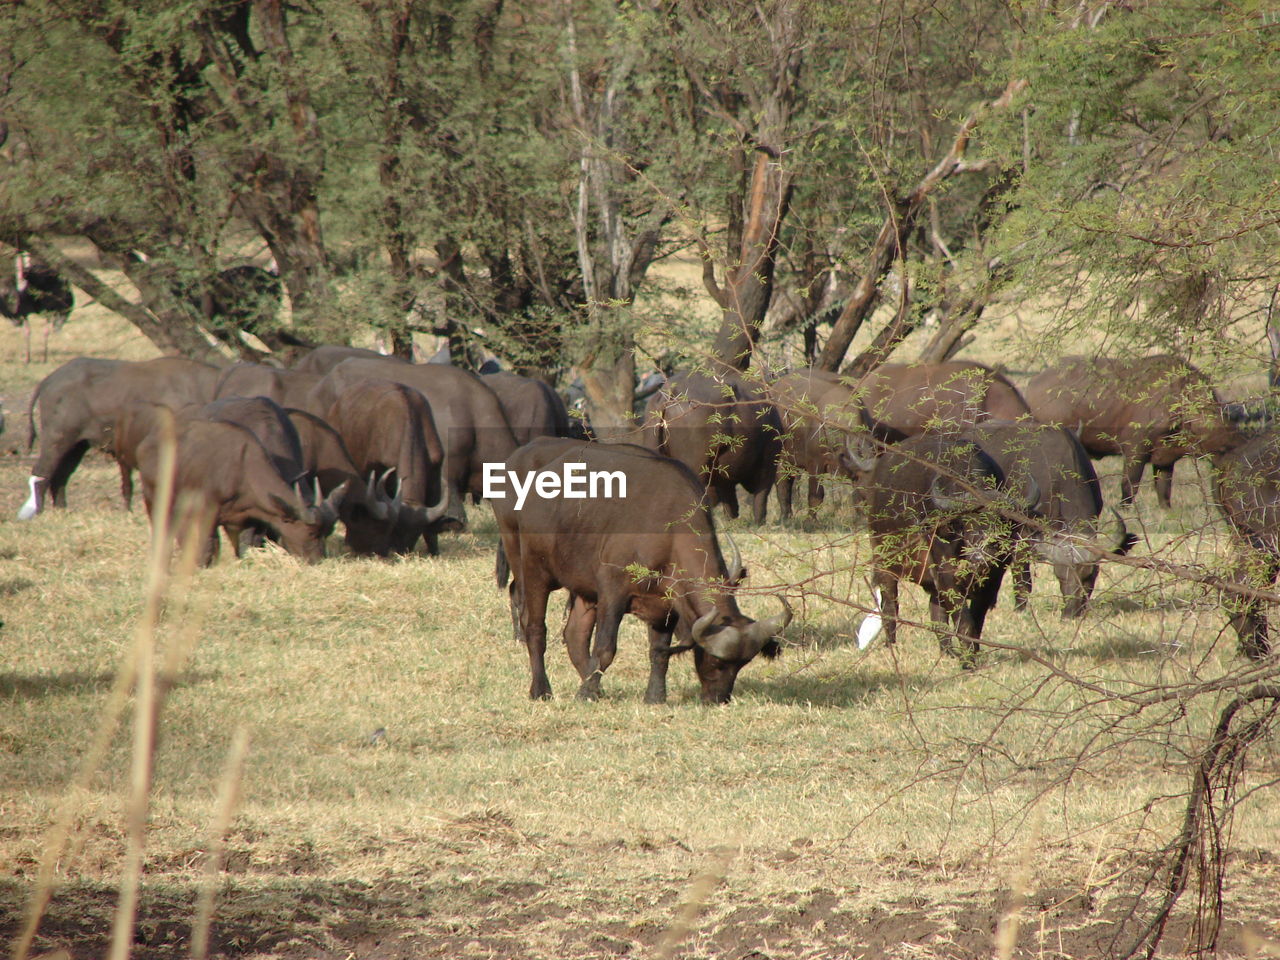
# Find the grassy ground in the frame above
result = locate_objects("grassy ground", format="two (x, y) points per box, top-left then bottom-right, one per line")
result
(1, 298), (1279, 959)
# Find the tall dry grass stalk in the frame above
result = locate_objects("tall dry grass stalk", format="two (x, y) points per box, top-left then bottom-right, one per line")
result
(994, 803), (1044, 960)
(653, 843), (737, 960)
(189, 725), (250, 960)
(13, 415), (212, 960)
(105, 412), (181, 960)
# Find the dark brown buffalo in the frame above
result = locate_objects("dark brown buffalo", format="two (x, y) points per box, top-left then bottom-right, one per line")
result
(859, 434), (1031, 663)
(857, 361), (1034, 441)
(1024, 355), (1245, 508)
(113, 400), (190, 511)
(1213, 431), (1280, 660)
(962, 420), (1134, 618)
(285, 409), (398, 556)
(19, 356), (223, 518)
(293, 345), (404, 376)
(493, 437), (791, 704)
(769, 369), (867, 520)
(0, 254), (74, 363)
(135, 413), (334, 566)
(322, 379), (457, 553)
(482, 371), (573, 444)
(200, 396), (308, 486)
(644, 371), (782, 524)
(214, 363), (322, 411)
(312, 357), (519, 510)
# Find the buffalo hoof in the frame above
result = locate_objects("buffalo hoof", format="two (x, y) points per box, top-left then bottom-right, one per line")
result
(575, 675), (603, 701)
(529, 684), (553, 701)
(643, 688), (667, 705)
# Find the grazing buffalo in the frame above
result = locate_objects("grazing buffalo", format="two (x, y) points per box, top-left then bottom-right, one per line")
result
(292, 345), (403, 376)
(769, 369), (869, 520)
(20, 356), (223, 518)
(1213, 431), (1280, 660)
(858, 434), (1033, 664)
(857, 361), (1033, 440)
(285, 409), (398, 556)
(312, 357), (519, 509)
(493, 437), (791, 704)
(113, 400), (189, 511)
(322, 379), (458, 553)
(134, 412), (338, 566)
(214, 364), (322, 411)
(0, 254), (74, 363)
(962, 420), (1135, 618)
(645, 371), (782, 524)
(200, 396), (308, 487)
(1024, 355), (1245, 507)
(482, 371), (574, 444)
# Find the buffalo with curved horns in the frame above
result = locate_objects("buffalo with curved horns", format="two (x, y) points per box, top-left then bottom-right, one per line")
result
(493, 437), (791, 704)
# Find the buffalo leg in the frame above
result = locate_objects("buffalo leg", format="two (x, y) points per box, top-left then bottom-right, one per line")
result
(926, 590), (956, 657)
(644, 614), (679, 705)
(563, 596), (597, 680)
(519, 575), (554, 701)
(776, 473), (794, 522)
(1152, 463), (1174, 509)
(868, 572), (899, 646)
(577, 596), (626, 701)
(964, 570), (1005, 655)
(33, 437), (90, 511)
(751, 488), (769, 525)
(718, 484), (741, 520)
(806, 477), (825, 513)
(118, 461), (134, 511)
(423, 529), (440, 556)
(1120, 454), (1149, 506)
(1011, 553), (1032, 611)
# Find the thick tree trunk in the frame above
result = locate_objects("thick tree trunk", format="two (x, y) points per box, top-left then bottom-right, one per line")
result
(711, 148), (795, 372)
(239, 0), (333, 332)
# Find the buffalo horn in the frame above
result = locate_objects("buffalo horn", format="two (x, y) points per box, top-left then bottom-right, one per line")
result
(724, 531), (744, 584)
(316, 479), (349, 528)
(690, 608), (718, 643)
(693, 620), (745, 661)
(742, 596), (793, 652)
(365, 471), (391, 521)
(423, 481), (450, 524)
(1033, 535), (1090, 566)
(840, 437), (878, 475)
(1023, 476), (1041, 513)
(930, 478), (963, 512)
(1110, 508), (1136, 555)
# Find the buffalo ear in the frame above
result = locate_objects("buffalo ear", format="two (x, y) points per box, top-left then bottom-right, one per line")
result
(760, 638), (783, 660)
(268, 493), (301, 522)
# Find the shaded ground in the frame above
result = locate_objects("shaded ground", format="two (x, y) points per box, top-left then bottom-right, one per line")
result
(5, 840), (1279, 960)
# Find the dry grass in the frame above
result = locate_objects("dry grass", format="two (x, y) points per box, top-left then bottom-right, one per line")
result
(1, 289), (1279, 959)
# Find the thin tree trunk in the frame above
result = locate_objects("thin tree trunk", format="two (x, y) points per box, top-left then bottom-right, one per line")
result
(22, 238), (227, 363)
(816, 78), (1027, 372)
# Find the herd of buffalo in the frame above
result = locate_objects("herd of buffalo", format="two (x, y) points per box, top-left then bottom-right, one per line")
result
(12, 346), (1280, 703)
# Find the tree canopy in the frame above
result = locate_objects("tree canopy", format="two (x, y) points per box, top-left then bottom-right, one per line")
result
(1, 0), (1276, 417)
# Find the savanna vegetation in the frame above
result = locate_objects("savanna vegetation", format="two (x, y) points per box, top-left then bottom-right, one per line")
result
(3, 0), (1280, 957)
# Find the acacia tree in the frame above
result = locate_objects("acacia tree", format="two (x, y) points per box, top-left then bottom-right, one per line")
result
(980, 1), (1280, 368)
(0, 0), (337, 359)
